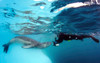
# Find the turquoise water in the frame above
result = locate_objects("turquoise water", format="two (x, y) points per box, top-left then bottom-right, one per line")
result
(0, 0), (100, 63)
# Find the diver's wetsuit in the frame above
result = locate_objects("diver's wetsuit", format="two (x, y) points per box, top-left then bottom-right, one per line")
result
(53, 32), (99, 46)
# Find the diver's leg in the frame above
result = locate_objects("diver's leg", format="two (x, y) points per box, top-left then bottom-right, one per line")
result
(90, 36), (99, 43)
(81, 35), (99, 43)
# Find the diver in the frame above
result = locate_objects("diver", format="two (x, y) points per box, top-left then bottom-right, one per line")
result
(53, 32), (99, 46)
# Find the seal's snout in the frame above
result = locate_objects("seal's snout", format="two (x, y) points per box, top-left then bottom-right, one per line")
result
(47, 42), (52, 45)
(45, 42), (52, 47)
(42, 42), (52, 48)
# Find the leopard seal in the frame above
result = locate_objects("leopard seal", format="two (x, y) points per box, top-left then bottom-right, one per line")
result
(3, 36), (51, 53)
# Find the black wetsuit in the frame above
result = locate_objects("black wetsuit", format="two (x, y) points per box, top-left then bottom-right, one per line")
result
(53, 33), (99, 46)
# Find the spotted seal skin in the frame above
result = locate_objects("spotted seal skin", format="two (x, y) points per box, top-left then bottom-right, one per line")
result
(3, 36), (52, 53)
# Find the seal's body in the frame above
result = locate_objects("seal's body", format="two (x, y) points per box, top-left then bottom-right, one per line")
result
(3, 36), (51, 53)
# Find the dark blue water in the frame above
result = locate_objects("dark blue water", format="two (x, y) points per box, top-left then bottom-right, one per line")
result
(0, 0), (100, 63)
(51, 0), (100, 34)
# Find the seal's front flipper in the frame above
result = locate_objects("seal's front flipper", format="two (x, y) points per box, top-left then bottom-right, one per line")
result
(22, 45), (34, 48)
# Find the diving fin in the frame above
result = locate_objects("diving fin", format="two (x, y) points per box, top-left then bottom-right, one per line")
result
(91, 36), (99, 43)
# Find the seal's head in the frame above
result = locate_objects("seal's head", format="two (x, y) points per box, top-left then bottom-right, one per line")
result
(42, 42), (52, 47)
(37, 42), (52, 48)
